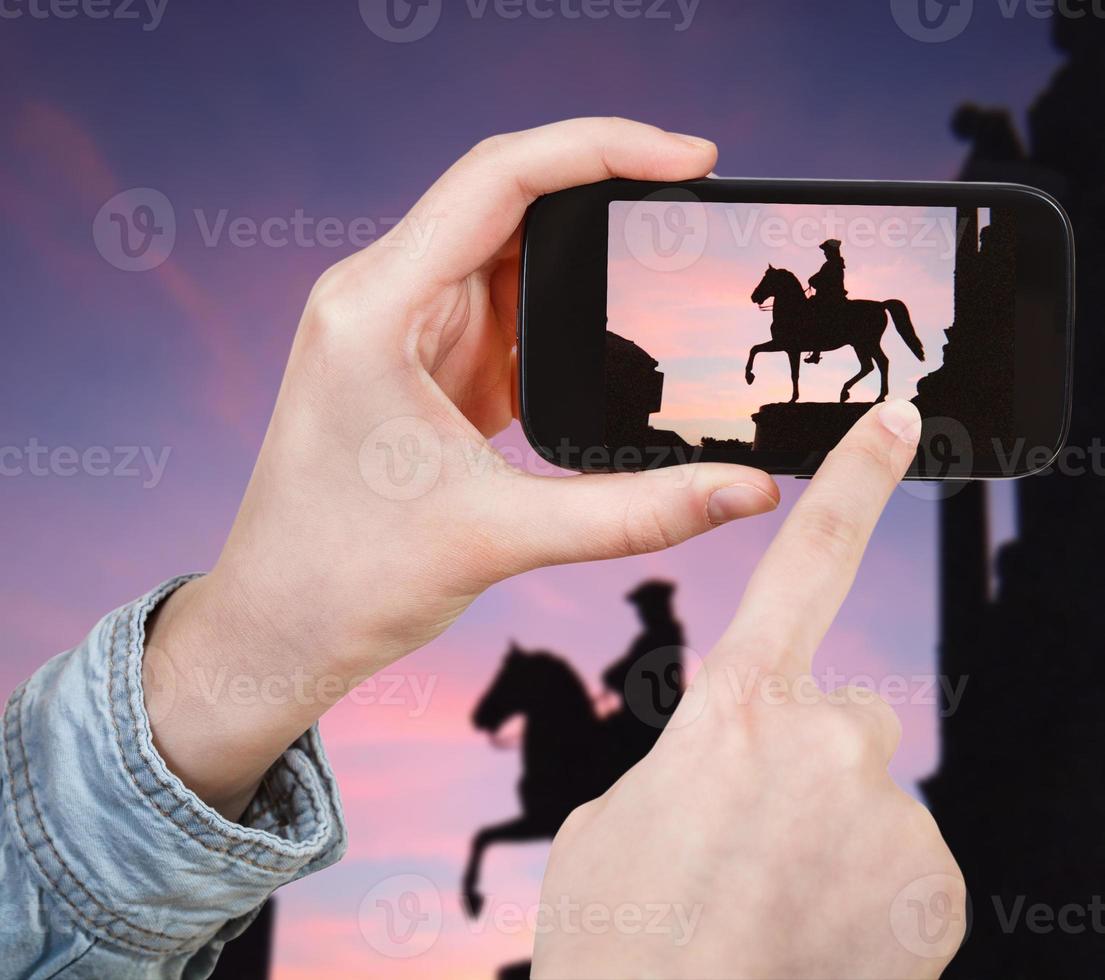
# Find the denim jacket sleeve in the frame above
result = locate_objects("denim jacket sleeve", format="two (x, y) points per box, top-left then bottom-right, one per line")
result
(0, 577), (348, 979)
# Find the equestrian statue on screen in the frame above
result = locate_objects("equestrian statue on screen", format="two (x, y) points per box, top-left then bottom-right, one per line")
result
(746, 239), (925, 404)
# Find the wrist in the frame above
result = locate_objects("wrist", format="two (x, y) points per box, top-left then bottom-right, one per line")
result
(142, 570), (349, 820)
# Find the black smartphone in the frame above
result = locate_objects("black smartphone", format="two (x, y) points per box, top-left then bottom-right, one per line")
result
(518, 178), (1075, 479)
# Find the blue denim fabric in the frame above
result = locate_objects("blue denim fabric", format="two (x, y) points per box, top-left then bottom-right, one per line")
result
(0, 578), (348, 979)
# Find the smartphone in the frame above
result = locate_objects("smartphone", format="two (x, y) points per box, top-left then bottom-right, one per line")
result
(518, 178), (1074, 479)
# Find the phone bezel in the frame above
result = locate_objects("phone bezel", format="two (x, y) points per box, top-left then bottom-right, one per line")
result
(518, 178), (1075, 479)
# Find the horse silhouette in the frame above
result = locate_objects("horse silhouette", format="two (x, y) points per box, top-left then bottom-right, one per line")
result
(748, 265), (926, 404)
(462, 643), (662, 918)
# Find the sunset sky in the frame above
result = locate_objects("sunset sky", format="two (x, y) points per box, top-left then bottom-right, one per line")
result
(610, 201), (960, 444)
(0, 2), (1062, 977)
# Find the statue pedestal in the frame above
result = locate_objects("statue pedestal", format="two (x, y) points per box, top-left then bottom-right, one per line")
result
(752, 402), (875, 454)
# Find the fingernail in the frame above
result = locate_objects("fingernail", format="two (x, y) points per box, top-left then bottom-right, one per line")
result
(707, 483), (778, 525)
(672, 133), (716, 151)
(878, 399), (923, 446)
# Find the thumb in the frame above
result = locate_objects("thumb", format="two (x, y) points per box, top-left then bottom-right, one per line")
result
(492, 465), (780, 572)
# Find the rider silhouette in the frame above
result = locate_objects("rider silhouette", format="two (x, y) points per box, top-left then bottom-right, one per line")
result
(805, 238), (849, 365)
(602, 581), (685, 749)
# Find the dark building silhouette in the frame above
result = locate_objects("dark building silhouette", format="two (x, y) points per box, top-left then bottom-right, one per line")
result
(914, 205), (1017, 470)
(922, 14), (1105, 976)
(604, 331), (692, 454)
(604, 332), (666, 448)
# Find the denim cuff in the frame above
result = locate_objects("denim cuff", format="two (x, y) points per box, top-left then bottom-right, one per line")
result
(1, 577), (348, 957)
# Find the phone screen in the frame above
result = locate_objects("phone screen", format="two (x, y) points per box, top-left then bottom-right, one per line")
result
(605, 200), (1015, 472)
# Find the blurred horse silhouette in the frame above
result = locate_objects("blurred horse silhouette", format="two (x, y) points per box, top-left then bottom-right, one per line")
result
(462, 644), (607, 918)
(748, 266), (925, 403)
(462, 582), (684, 920)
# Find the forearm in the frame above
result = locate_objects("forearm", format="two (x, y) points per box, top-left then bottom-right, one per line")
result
(142, 571), (346, 821)
(1, 580), (347, 977)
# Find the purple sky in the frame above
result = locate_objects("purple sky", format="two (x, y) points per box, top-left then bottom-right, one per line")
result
(0, 2), (1064, 977)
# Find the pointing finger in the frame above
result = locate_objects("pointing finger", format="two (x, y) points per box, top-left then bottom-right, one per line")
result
(713, 400), (922, 679)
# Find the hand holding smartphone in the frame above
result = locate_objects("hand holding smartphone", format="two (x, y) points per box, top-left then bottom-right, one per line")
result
(519, 178), (1074, 479)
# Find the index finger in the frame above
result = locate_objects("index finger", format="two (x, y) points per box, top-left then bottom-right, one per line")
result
(383, 117), (718, 285)
(713, 400), (922, 679)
